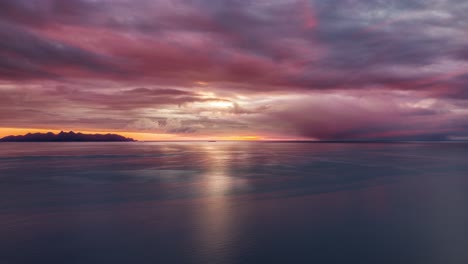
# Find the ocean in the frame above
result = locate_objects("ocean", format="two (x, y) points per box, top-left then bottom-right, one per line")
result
(0, 142), (467, 264)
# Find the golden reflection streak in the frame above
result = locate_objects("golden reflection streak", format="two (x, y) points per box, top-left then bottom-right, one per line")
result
(193, 143), (248, 263)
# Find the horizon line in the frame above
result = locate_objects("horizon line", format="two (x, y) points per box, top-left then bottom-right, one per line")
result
(1, 128), (467, 143)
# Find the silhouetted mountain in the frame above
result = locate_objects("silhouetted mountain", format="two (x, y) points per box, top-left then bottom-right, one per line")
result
(0, 131), (135, 142)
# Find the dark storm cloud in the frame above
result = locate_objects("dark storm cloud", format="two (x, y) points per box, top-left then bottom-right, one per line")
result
(0, 55), (55, 79)
(0, 21), (116, 80)
(428, 74), (468, 99)
(315, 27), (449, 70)
(0, 0), (104, 26)
(1, 0), (466, 91)
(257, 94), (468, 140)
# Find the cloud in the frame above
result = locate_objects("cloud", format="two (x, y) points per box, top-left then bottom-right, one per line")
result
(0, 0), (109, 28)
(2, 0), (467, 92)
(0, 21), (116, 80)
(254, 92), (468, 140)
(1, 0), (468, 139)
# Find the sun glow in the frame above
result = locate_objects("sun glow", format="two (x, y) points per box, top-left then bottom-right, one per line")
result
(195, 81), (209, 86)
(222, 135), (262, 141)
(205, 101), (233, 108)
(0, 127), (272, 141)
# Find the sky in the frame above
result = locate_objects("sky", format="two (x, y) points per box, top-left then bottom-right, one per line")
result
(1, 0), (468, 140)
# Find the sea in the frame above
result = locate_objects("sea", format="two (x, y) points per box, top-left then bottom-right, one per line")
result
(0, 142), (467, 264)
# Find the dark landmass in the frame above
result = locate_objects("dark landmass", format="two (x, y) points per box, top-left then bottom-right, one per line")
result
(0, 131), (135, 142)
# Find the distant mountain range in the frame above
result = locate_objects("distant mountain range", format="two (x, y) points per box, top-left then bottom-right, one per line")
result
(0, 131), (135, 142)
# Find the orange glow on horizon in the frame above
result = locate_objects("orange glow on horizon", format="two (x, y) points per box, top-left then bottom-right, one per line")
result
(221, 135), (261, 141)
(0, 127), (176, 141)
(0, 127), (302, 141)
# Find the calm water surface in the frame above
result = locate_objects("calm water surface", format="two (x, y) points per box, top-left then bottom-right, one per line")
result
(0, 142), (467, 264)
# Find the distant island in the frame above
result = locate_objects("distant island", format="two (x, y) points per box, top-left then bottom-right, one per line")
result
(0, 131), (135, 142)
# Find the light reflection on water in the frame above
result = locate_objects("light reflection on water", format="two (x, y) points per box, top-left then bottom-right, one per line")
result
(193, 144), (239, 264)
(0, 142), (467, 264)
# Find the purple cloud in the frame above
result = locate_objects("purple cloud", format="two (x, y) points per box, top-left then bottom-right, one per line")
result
(1, 0), (468, 139)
